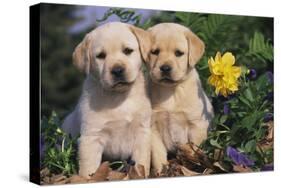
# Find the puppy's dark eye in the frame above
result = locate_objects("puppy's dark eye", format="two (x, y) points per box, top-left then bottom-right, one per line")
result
(175, 50), (184, 57)
(151, 48), (160, 55)
(123, 47), (134, 55)
(96, 52), (106, 59)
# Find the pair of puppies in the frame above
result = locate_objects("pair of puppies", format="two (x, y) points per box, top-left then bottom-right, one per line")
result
(62, 22), (213, 178)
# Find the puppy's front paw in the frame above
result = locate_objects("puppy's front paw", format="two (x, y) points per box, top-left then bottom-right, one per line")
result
(79, 164), (98, 179)
(79, 170), (93, 179)
(153, 162), (167, 176)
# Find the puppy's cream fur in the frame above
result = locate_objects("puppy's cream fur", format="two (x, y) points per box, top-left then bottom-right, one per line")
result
(146, 23), (214, 173)
(62, 22), (152, 178)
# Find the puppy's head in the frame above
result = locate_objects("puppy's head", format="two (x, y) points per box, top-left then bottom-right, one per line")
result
(73, 22), (150, 92)
(147, 23), (205, 87)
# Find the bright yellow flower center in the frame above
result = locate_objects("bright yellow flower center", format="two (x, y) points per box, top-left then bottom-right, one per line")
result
(208, 52), (241, 97)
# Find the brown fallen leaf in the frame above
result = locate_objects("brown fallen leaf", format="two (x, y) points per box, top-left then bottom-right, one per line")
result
(107, 171), (127, 181)
(177, 143), (214, 170)
(233, 165), (253, 172)
(258, 121), (274, 151)
(213, 162), (228, 172)
(203, 168), (214, 175)
(128, 164), (145, 179)
(51, 174), (67, 183)
(40, 167), (50, 178)
(42, 176), (51, 184)
(54, 179), (68, 185)
(177, 144), (199, 164)
(158, 159), (186, 177)
(67, 175), (87, 183)
(180, 165), (200, 176)
(213, 149), (224, 161)
(89, 161), (111, 182)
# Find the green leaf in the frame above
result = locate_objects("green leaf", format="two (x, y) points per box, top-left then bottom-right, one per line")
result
(219, 115), (228, 124)
(256, 73), (271, 91)
(244, 88), (254, 102)
(238, 95), (252, 108)
(210, 139), (222, 149)
(244, 140), (256, 153)
(248, 32), (273, 62)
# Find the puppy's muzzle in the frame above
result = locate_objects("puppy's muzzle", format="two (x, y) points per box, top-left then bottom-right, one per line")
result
(110, 65), (133, 90)
(111, 65), (125, 80)
(160, 64), (172, 75)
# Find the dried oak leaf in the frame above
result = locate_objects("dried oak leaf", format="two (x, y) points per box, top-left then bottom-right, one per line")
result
(50, 174), (67, 184)
(180, 165), (200, 176)
(233, 165), (253, 173)
(67, 175), (87, 184)
(40, 167), (50, 178)
(89, 161), (111, 182)
(107, 171), (127, 181)
(213, 149), (224, 161)
(177, 143), (214, 169)
(159, 159), (184, 177)
(258, 121), (274, 150)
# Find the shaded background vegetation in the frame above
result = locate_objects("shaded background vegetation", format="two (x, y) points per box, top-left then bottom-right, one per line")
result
(41, 3), (273, 118)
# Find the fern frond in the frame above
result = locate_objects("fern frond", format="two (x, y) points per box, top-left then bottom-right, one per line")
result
(175, 12), (205, 33)
(201, 14), (236, 41)
(248, 32), (273, 62)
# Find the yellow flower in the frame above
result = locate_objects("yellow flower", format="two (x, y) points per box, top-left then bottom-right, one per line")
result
(208, 52), (241, 97)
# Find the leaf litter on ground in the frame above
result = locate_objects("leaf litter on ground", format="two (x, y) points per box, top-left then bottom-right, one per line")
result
(40, 121), (274, 184)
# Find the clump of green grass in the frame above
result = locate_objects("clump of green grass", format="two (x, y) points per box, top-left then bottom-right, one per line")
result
(41, 111), (79, 175)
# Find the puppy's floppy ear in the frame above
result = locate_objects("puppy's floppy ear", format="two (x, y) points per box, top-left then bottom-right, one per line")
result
(72, 34), (92, 74)
(129, 25), (151, 63)
(184, 28), (205, 67)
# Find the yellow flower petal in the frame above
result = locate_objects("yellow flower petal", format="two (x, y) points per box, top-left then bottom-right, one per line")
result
(222, 52), (235, 66)
(215, 52), (222, 63)
(208, 51), (241, 97)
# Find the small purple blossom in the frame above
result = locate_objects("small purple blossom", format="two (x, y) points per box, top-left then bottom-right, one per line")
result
(266, 71), (273, 84)
(223, 103), (230, 115)
(261, 164), (274, 171)
(226, 146), (254, 167)
(263, 113), (273, 122)
(247, 69), (257, 80)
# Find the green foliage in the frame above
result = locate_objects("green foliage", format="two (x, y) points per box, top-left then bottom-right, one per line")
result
(203, 71), (273, 169)
(41, 6), (273, 175)
(247, 32), (274, 62)
(41, 111), (79, 175)
(97, 8), (142, 26)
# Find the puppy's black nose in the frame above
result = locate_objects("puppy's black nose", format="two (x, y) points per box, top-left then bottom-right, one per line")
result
(160, 65), (172, 73)
(111, 66), (125, 78)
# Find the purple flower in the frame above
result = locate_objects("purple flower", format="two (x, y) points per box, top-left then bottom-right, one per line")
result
(263, 113), (273, 122)
(226, 146), (254, 167)
(261, 164), (274, 171)
(223, 103), (230, 115)
(247, 69), (257, 80)
(266, 71), (273, 84)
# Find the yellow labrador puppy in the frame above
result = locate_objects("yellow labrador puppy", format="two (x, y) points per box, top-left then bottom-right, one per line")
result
(146, 23), (214, 173)
(62, 22), (152, 178)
